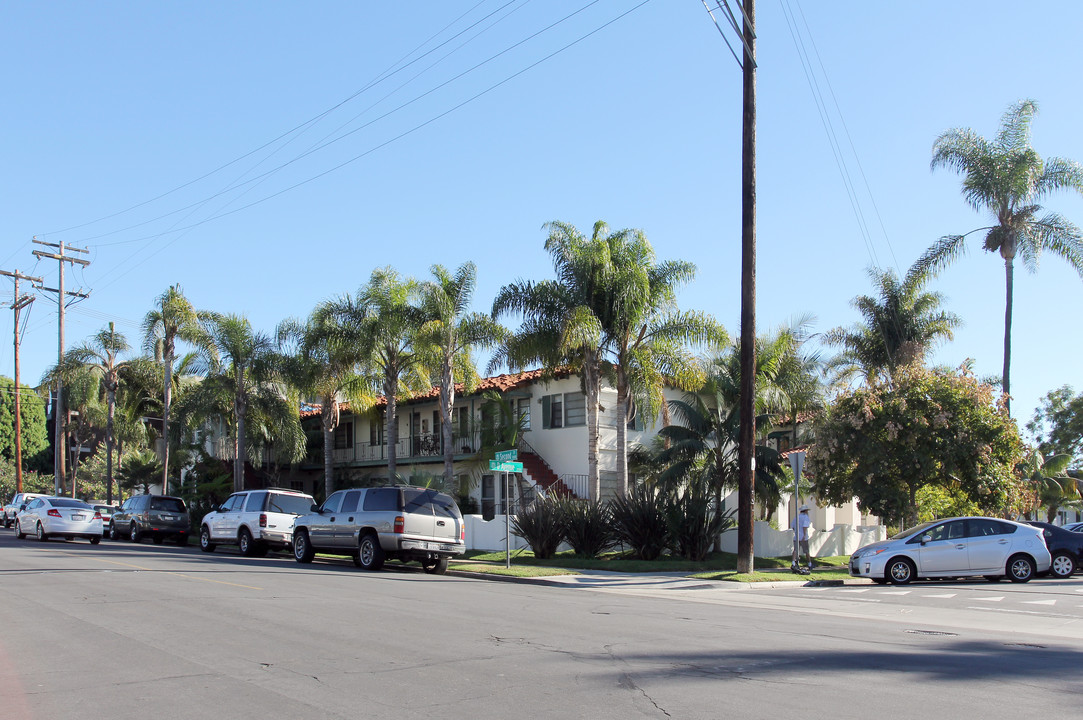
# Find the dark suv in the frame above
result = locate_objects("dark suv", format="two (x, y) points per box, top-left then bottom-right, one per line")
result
(292, 486), (465, 574)
(111, 495), (190, 545)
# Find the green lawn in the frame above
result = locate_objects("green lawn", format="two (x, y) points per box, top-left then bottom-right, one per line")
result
(454, 549), (852, 581)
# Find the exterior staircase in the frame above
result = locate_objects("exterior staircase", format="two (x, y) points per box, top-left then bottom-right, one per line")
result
(519, 450), (578, 498)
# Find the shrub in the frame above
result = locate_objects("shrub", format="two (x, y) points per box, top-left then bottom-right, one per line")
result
(609, 483), (670, 561)
(511, 496), (564, 559)
(666, 488), (735, 561)
(559, 498), (615, 558)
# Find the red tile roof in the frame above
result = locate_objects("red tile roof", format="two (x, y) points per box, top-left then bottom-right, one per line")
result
(300, 367), (572, 418)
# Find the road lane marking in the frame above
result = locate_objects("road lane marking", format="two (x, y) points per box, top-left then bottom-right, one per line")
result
(969, 606), (1079, 618)
(1022, 599), (1057, 606)
(921, 593), (957, 599)
(972, 596), (1004, 602)
(840, 588), (871, 593)
(35, 547), (263, 590)
(879, 590), (911, 595)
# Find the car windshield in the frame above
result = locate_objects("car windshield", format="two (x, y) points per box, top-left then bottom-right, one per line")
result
(889, 521), (938, 541)
(50, 498), (91, 509)
(267, 494), (313, 515)
(150, 498), (185, 513)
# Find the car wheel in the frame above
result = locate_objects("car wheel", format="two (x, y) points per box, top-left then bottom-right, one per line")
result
(199, 526), (216, 553)
(129, 523), (142, 543)
(1007, 554), (1035, 583)
(14, 519), (25, 539)
(3, 517), (10, 529)
(422, 557), (449, 575)
(1050, 552), (1077, 579)
(90, 536), (101, 545)
(293, 529), (315, 563)
(239, 528), (257, 557)
(887, 557), (915, 585)
(36, 522), (48, 542)
(110, 523), (122, 541)
(357, 533), (385, 571)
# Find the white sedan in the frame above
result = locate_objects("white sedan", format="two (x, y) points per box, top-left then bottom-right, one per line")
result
(15, 497), (104, 544)
(849, 516), (1051, 584)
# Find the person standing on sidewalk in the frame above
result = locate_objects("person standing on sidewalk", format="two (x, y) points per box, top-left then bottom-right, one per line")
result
(791, 505), (813, 571)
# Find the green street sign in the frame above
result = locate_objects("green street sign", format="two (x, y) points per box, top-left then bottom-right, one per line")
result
(488, 460), (523, 473)
(494, 449), (518, 462)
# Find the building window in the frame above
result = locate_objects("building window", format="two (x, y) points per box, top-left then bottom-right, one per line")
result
(334, 421), (353, 449)
(517, 398), (531, 430)
(481, 474), (495, 520)
(369, 414), (384, 446)
(541, 392), (585, 429)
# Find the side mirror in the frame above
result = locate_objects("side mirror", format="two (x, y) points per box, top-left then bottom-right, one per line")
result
(310, 503), (319, 513)
(920, 534), (932, 545)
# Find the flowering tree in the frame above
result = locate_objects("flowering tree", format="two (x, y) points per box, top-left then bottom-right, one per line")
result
(809, 366), (1026, 527)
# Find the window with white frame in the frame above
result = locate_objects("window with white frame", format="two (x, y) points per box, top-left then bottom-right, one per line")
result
(333, 421), (354, 449)
(541, 392), (585, 429)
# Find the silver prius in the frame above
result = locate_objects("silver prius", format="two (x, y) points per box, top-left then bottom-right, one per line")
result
(849, 516), (1051, 584)
(14, 497), (104, 544)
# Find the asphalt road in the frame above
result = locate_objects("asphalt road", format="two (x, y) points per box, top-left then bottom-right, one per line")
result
(1, 531), (1081, 720)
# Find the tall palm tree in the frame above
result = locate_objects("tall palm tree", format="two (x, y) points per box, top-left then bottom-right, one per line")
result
(492, 221), (613, 501)
(278, 310), (375, 500)
(177, 314), (304, 492)
(917, 99), (1083, 411)
(594, 228), (723, 497)
(823, 265), (960, 385)
(418, 262), (505, 489)
(321, 268), (428, 481)
(141, 285), (217, 493)
(64, 323), (129, 504)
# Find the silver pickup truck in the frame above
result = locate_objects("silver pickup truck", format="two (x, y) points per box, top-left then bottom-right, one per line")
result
(292, 486), (466, 574)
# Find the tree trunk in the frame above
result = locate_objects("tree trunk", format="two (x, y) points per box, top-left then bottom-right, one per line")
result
(615, 367), (629, 498)
(440, 353), (456, 489)
(162, 343), (174, 495)
(385, 374), (399, 481)
(322, 400), (336, 501)
(584, 351), (601, 501)
(234, 366), (247, 493)
(106, 383), (116, 505)
(1002, 255), (1014, 413)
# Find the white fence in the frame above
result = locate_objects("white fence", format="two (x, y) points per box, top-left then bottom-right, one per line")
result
(464, 514), (885, 557)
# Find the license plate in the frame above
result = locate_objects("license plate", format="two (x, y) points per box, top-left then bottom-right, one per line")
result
(161, 515), (174, 521)
(71, 514), (85, 521)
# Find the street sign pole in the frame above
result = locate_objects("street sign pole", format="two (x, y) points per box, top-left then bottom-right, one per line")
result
(505, 472), (511, 569)
(788, 451), (806, 567)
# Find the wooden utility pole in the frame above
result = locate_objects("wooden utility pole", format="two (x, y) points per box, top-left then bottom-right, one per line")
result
(32, 239), (90, 496)
(1, 269), (43, 494)
(736, 0), (757, 574)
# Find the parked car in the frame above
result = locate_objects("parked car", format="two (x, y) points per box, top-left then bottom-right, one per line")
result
(3, 492), (49, 528)
(91, 504), (119, 538)
(849, 516), (1051, 584)
(199, 488), (315, 556)
(1023, 521), (1083, 578)
(111, 495), (190, 545)
(1063, 521), (1083, 533)
(14, 497), (103, 543)
(292, 486), (466, 574)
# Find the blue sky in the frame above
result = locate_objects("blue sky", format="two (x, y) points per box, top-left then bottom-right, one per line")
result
(2, 1), (1082, 432)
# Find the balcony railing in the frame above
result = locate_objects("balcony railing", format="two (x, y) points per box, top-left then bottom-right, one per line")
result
(319, 431), (483, 466)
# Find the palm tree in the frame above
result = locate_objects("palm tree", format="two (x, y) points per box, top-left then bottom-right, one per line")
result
(491, 221), (614, 501)
(176, 314), (304, 492)
(141, 285), (217, 493)
(823, 265), (960, 385)
(917, 99), (1083, 412)
(771, 317), (825, 455)
(320, 268), (428, 481)
(418, 262), (505, 489)
(1019, 451), (1081, 522)
(593, 228), (723, 497)
(64, 323), (129, 504)
(278, 310), (374, 500)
